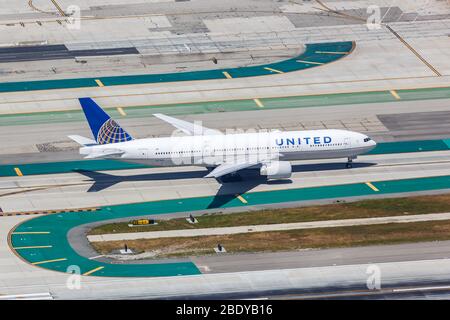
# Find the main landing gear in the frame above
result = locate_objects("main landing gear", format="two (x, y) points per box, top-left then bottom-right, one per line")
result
(346, 156), (357, 169)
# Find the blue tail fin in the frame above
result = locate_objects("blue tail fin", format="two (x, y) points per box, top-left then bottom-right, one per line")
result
(78, 98), (133, 144)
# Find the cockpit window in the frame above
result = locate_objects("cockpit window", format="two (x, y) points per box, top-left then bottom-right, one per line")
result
(364, 137), (372, 142)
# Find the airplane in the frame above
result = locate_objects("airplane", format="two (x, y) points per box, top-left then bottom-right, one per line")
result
(69, 98), (377, 180)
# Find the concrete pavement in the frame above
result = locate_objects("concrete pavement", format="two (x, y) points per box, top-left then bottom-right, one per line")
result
(1, 151), (450, 212)
(1, 97), (450, 157)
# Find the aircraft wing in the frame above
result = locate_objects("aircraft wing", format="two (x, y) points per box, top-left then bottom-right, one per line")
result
(153, 113), (222, 136)
(204, 160), (257, 178)
(204, 152), (284, 178)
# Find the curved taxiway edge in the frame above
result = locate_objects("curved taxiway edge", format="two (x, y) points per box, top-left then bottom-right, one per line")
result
(8, 174), (450, 278)
(0, 42), (354, 93)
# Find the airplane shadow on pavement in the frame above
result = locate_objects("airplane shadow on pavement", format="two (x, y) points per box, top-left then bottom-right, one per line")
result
(74, 162), (376, 209)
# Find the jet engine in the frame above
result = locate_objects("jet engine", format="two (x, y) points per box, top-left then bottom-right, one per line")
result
(260, 161), (292, 179)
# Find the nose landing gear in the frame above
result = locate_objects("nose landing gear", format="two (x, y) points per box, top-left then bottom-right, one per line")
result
(346, 156), (357, 169)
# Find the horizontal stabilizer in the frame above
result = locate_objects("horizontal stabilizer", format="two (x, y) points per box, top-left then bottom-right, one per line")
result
(83, 149), (125, 159)
(68, 135), (97, 146)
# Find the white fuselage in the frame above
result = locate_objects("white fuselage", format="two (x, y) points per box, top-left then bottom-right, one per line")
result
(80, 129), (377, 168)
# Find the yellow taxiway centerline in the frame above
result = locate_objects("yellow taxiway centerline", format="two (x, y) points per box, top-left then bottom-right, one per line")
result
(366, 182), (380, 192)
(236, 194), (248, 204)
(254, 98), (264, 108)
(263, 67), (284, 74)
(50, 0), (67, 17)
(296, 60), (324, 65)
(390, 90), (401, 100)
(13, 245), (53, 250)
(12, 231), (50, 235)
(32, 258), (67, 265)
(222, 71), (232, 79)
(315, 51), (350, 55)
(83, 266), (105, 276)
(117, 107), (127, 116)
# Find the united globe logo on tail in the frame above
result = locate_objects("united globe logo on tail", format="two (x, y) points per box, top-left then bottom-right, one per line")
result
(97, 118), (133, 144)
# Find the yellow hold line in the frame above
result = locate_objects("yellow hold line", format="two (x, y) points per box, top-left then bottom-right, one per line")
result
(264, 67), (284, 74)
(296, 60), (324, 65)
(253, 98), (264, 108)
(50, 0), (67, 17)
(95, 79), (105, 87)
(12, 231), (50, 235)
(315, 51), (350, 55)
(13, 245), (53, 250)
(236, 194), (248, 204)
(14, 167), (23, 176)
(82, 266), (105, 276)
(390, 90), (401, 100)
(117, 107), (126, 116)
(32, 258), (67, 265)
(366, 182), (380, 192)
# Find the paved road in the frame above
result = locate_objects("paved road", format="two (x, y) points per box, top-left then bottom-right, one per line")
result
(192, 240), (450, 274)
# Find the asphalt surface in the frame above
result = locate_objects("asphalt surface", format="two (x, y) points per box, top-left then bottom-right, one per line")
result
(379, 110), (450, 141)
(0, 45), (139, 63)
(192, 240), (450, 274)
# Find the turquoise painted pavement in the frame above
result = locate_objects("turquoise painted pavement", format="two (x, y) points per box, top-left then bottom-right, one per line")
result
(0, 42), (354, 93)
(365, 139), (450, 155)
(444, 139), (450, 148)
(0, 160), (148, 177)
(9, 174), (450, 277)
(1, 139), (449, 177)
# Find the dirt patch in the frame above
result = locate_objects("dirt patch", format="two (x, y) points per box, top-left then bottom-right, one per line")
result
(89, 193), (450, 235)
(91, 220), (450, 259)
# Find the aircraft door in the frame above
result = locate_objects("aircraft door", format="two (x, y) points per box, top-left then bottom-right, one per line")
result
(138, 148), (149, 159)
(202, 140), (215, 166)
